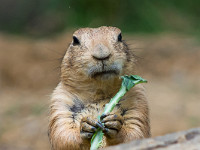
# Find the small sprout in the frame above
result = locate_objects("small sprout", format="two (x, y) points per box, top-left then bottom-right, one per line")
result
(90, 75), (147, 150)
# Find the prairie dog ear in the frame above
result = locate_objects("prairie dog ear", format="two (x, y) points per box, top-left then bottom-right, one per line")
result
(72, 36), (80, 46)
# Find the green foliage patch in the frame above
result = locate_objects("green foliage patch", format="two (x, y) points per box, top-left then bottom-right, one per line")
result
(0, 0), (199, 36)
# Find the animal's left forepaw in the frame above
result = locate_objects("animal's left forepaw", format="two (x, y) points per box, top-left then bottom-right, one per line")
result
(100, 113), (124, 138)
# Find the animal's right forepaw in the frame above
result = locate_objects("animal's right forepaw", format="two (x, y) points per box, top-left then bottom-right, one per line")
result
(80, 117), (104, 140)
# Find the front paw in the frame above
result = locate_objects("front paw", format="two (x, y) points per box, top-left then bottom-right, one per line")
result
(80, 117), (104, 141)
(100, 113), (124, 138)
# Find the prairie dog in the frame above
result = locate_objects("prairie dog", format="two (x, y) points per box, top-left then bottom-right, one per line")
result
(48, 26), (150, 150)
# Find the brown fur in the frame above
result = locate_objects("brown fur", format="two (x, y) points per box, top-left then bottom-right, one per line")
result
(48, 26), (150, 150)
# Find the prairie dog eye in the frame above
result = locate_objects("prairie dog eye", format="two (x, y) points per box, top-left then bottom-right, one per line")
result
(117, 33), (122, 42)
(73, 36), (80, 46)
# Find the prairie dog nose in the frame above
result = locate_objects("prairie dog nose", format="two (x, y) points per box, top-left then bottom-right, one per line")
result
(92, 44), (111, 60)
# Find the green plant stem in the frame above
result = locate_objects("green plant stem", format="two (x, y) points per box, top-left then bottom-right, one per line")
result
(90, 75), (147, 150)
(90, 86), (126, 150)
(103, 85), (126, 115)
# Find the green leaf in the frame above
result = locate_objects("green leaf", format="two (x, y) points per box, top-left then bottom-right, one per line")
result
(121, 75), (147, 91)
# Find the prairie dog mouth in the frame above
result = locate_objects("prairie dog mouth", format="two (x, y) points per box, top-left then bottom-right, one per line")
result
(88, 65), (121, 78)
(92, 70), (118, 78)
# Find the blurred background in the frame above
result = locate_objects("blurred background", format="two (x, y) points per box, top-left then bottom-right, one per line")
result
(0, 0), (200, 149)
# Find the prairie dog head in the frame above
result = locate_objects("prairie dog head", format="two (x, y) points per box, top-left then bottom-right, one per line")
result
(61, 26), (136, 84)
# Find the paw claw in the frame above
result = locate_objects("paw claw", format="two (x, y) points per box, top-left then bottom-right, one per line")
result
(100, 113), (107, 120)
(96, 121), (104, 130)
(103, 128), (109, 133)
(80, 131), (93, 139)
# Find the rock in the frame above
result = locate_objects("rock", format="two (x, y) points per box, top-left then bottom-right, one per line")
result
(103, 128), (200, 150)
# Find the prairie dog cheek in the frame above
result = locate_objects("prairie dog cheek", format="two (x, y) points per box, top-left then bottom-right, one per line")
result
(113, 59), (124, 73)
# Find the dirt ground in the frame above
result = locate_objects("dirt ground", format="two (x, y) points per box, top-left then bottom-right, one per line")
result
(0, 32), (200, 150)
